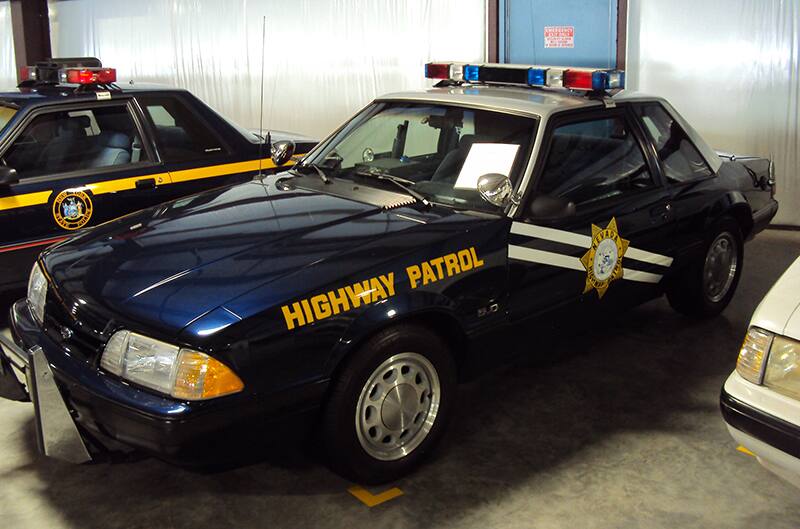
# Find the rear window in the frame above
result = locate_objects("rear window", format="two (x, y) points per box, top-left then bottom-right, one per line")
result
(0, 105), (17, 131)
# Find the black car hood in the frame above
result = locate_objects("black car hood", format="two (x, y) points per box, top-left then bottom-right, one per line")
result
(42, 177), (454, 337)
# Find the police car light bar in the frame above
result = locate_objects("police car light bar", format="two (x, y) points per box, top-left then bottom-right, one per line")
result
(425, 62), (625, 91)
(18, 63), (116, 86)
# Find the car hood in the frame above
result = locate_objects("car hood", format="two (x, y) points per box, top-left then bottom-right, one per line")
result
(751, 256), (800, 339)
(42, 177), (451, 338)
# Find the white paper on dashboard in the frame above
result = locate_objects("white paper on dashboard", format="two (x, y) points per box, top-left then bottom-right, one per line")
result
(454, 143), (520, 189)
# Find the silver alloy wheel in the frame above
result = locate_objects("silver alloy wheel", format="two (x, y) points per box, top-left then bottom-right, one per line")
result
(703, 231), (738, 303)
(355, 352), (441, 461)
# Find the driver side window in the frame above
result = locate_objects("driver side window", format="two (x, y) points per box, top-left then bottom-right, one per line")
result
(537, 114), (655, 211)
(3, 105), (149, 180)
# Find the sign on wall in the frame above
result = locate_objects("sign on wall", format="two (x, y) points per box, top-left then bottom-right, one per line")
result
(502, 0), (616, 68)
(544, 26), (575, 49)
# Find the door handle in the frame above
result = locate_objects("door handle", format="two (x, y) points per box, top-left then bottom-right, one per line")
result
(135, 178), (156, 190)
(649, 202), (672, 221)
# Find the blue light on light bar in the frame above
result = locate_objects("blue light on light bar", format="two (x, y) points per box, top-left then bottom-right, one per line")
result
(463, 64), (480, 82)
(527, 68), (546, 86)
(591, 70), (626, 90)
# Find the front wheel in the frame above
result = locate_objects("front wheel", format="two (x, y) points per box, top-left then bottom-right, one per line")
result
(321, 324), (456, 484)
(667, 217), (743, 318)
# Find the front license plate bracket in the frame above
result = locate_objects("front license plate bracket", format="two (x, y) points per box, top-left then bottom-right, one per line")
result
(29, 346), (92, 464)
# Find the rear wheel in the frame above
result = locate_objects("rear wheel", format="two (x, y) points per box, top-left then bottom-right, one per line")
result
(667, 217), (743, 318)
(321, 324), (456, 484)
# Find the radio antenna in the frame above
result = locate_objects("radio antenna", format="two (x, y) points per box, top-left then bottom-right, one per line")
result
(257, 15), (268, 177)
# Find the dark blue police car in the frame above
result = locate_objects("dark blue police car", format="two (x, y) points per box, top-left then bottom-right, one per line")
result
(0, 62), (779, 484)
(0, 58), (314, 291)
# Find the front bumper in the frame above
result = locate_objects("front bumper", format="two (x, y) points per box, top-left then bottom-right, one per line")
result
(721, 371), (800, 485)
(2, 299), (326, 464)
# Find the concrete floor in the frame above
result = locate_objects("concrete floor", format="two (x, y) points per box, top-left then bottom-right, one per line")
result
(1, 229), (800, 529)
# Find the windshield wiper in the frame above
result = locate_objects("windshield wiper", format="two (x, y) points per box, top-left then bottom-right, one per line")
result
(356, 170), (430, 207)
(293, 163), (332, 184)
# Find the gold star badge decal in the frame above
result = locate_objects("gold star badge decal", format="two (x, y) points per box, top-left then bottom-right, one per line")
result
(580, 217), (629, 299)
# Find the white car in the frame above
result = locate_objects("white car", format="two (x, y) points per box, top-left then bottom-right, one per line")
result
(722, 256), (800, 487)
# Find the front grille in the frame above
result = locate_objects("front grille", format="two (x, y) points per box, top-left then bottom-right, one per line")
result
(42, 288), (110, 365)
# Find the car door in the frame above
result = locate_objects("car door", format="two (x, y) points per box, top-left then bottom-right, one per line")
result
(633, 102), (717, 268)
(507, 106), (677, 328)
(0, 100), (162, 264)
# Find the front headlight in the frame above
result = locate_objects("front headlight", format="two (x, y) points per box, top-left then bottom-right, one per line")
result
(100, 330), (244, 400)
(764, 335), (800, 400)
(27, 262), (47, 324)
(736, 327), (773, 383)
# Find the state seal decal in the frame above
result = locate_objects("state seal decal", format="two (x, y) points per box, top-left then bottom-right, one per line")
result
(53, 190), (93, 230)
(580, 217), (629, 299)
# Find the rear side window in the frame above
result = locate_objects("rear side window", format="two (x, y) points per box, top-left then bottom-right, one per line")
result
(636, 104), (713, 183)
(138, 96), (226, 162)
(2, 104), (149, 179)
(537, 115), (655, 210)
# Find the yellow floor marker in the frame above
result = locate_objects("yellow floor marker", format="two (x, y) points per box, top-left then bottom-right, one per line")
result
(348, 485), (404, 507)
(737, 445), (756, 457)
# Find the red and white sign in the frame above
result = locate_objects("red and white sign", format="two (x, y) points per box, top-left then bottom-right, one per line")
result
(544, 26), (575, 49)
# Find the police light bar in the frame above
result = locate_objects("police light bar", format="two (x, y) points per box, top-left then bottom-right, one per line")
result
(60, 68), (117, 85)
(425, 62), (625, 91)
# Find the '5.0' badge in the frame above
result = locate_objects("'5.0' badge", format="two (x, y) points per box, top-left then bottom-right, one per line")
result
(53, 190), (93, 230)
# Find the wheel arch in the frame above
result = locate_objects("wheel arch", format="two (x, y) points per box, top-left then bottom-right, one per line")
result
(708, 191), (753, 240)
(324, 295), (470, 383)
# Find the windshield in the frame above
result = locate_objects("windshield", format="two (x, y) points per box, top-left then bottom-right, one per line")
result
(0, 105), (17, 132)
(303, 102), (538, 212)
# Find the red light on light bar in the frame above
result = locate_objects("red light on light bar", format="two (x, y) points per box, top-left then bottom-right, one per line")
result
(425, 63), (451, 79)
(563, 70), (593, 90)
(63, 68), (117, 84)
(19, 66), (36, 82)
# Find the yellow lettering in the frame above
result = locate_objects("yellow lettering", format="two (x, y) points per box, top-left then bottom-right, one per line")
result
(379, 273), (395, 296)
(421, 262), (437, 285)
(345, 280), (372, 308)
(429, 257), (445, 280)
(443, 253), (460, 276)
(370, 277), (388, 302)
(300, 299), (315, 324)
(470, 247), (484, 268)
(406, 265), (422, 289)
(328, 288), (350, 315)
(281, 302), (306, 330)
(457, 249), (473, 271)
(310, 294), (332, 320)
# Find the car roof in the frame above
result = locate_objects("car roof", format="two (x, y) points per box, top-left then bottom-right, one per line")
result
(0, 83), (187, 108)
(378, 85), (670, 118)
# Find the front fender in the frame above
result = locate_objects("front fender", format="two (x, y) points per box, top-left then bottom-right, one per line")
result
(323, 289), (468, 378)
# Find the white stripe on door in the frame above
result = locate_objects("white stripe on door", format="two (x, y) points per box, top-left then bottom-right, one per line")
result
(510, 222), (673, 267)
(508, 244), (664, 284)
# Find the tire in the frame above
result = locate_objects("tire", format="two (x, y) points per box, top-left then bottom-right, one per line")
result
(666, 216), (743, 318)
(321, 323), (457, 484)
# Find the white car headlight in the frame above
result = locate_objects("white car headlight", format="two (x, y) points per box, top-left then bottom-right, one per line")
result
(764, 335), (800, 400)
(736, 327), (773, 384)
(100, 330), (244, 400)
(27, 263), (47, 325)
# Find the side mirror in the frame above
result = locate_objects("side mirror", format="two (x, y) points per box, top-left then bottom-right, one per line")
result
(477, 173), (518, 207)
(0, 166), (18, 186)
(271, 140), (296, 167)
(529, 194), (576, 220)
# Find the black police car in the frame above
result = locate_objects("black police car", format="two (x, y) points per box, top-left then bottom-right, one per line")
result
(0, 63), (779, 484)
(0, 58), (315, 291)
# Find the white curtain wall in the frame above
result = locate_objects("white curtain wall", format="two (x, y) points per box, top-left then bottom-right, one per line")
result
(48, 0), (486, 140)
(0, 1), (15, 90)
(627, 0), (800, 226)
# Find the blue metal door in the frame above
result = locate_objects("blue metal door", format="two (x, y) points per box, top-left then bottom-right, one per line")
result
(500, 0), (617, 68)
